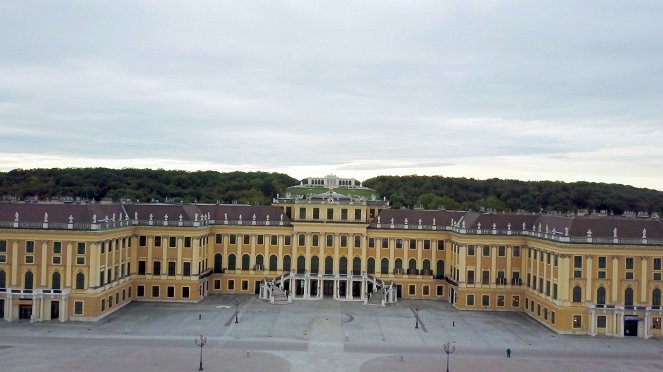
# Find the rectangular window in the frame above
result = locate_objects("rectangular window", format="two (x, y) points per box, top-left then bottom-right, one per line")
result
(654, 272), (662, 281)
(423, 285), (429, 296)
(241, 280), (249, 291)
(396, 239), (403, 249)
(326, 234), (334, 247)
(410, 239), (416, 250)
(482, 245), (490, 257)
(152, 236), (160, 247)
(77, 242), (85, 255)
(184, 237), (192, 248)
(101, 299), (105, 312)
(341, 209), (348, 220)
(298, 234), (306, 247)
(626, 272), (634, 280)
(169, 237), (177, 248)
(74, 301), (83, 315)
(327, 208), (334, 220)
(183, 262), (191, 276)
(553, 283), (558, 300)
(597, 316), (607, 328)
(270, 235), (277, 245)
(138, 260), (146, 275)
(573, 315), (582, 328)
(497, 295), (505, 306)
(243, 235), (250, 245)
(230, 235), (237, 244)
(26, 241), (35, 253)
(228, 280), (235, 290)
(339, 235), (347, 248)
(311, 234), (319, 247)
(552, 311), (556, 324)
(52, 241), (62, 254)
(182, 287), (190, 298)
(52, 255), (61, 265)
(598, 256), (607, 269)
(654, 258), (662, 271)
(0, 240), (6, 252)
(214, 280), (221, 290)
(437, 285), (444, 296)
(467, 294), (475, 306)
(409, 285), (416, 295)
(423, 240), (430, 250)
(139, 236), (146, 246)
(76, 257), (85, 265)
(153, 261), (161, 275)
(574, 270), (582, 278)
(368, 238), (375, 248)
(299, 207), (306, 219)
(257, 235), (264, 245)
(498, 246), (505, 257)
(573, 255), (582, 268)
(382, 239), (388, 249)
(215, 234), (222, 244)
(598, 271), (607, 279)
(152, 286), (160, 298)
(512, 296), (520, 307)
(512, 246), (520, 257)
(626, 257), (634, 270)
(467, 245), (475, 256)
(168, 261), (176, 276)
(355, 209), (362, 220)
(354, 235), (361, 248)
(437, 240), (445, 250)
(482, 295), (490, 307)
(313, 208), (320, 219)
(544, 308), (548, 320)
(653, 317), (661, 329)
(167, 286), (175, 298)
(137, 285), (145, 297)
(284, 236), (291, 246)
(467, 270), (475, 285)
(482, 270), (490, 285)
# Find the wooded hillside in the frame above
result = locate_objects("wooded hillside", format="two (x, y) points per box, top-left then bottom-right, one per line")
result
(363, 175), (663, 214)
(1, 169), (661, 214)
(0, 168), (297, 205)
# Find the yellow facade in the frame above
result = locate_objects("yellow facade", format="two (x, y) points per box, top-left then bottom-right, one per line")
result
(1, 192), (662, 339)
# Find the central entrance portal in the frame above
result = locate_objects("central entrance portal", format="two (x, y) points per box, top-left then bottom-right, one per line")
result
(624, 319), (638, 336)
(323, 280), (334, 297)
(352, 282), (361, 298)
(19, 304), (32, 320)
(51, 301), (59, 320)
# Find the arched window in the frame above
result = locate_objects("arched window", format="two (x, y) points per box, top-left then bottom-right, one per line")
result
(653, 288), (661, 306)
(311, 256), (319, 274)
(352, 257), (361, 275)
(339, 257), (348, 275)
(597, 287), (606, 305)
(256, 254), (264, 266)
(436, 260), (445, 279)
(52, 272), (61, 290)
(380, 258), (389, 274)
(269, 255), (278, 271)
(367, 257), (375, 274)
(241, 254), (250, 271)
(422, 259), (431, 271)
(228, 254), (236, 270)
(0, 270), (6, 289)
(625, 287), (634, 306)
(283, 255), (291, 272)
(25, 271), (34, 290)
(297, 255), (306, 274)
(408, 258), (417, 270)
(75, 272), (85, 290)
(395, 258), (402, 269)
(214, 253), (223, 273)
(325, 256), (333, 274)
(572, 286), (582, 303)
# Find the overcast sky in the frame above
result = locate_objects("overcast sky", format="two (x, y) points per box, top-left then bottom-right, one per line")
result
(1, 1), (662, 189)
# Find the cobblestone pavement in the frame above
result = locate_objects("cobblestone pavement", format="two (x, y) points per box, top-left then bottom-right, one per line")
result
(1, 295), (661, 371)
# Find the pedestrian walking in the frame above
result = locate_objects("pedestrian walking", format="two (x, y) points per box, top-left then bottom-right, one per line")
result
(506, 348), (511, 358)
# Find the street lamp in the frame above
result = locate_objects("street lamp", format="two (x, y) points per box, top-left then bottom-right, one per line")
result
(443, 342), (455, 372)
(194, 334), (207, 371)
(415, 306), (419, 329)
(233, 297), (240, 324)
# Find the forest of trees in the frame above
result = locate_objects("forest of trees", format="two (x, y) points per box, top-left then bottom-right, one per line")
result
(0, 168), (297, 205)
(363, 175), (663, 214)
(1, 169), (662, 214)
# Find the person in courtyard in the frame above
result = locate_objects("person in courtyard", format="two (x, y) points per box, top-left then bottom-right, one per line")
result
(506, 348), (511, 358)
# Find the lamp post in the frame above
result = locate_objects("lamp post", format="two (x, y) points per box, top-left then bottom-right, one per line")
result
(233, 297), (240, 324)
(415, 306), (419, 329)
(194, 334), (207, 371)
(443, 342), (455, 372)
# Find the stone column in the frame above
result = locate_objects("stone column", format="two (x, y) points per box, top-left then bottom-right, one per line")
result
(490, 245), (497, 285)
(59, 294), (67, 322)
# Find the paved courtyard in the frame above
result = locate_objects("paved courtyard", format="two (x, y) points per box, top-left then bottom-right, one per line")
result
(1, 295), (662, 371)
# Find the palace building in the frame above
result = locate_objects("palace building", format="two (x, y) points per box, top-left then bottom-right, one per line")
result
(1, 185), (662, 339)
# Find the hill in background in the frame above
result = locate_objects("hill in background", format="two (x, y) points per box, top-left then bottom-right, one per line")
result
(1, 168), (662, 214)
